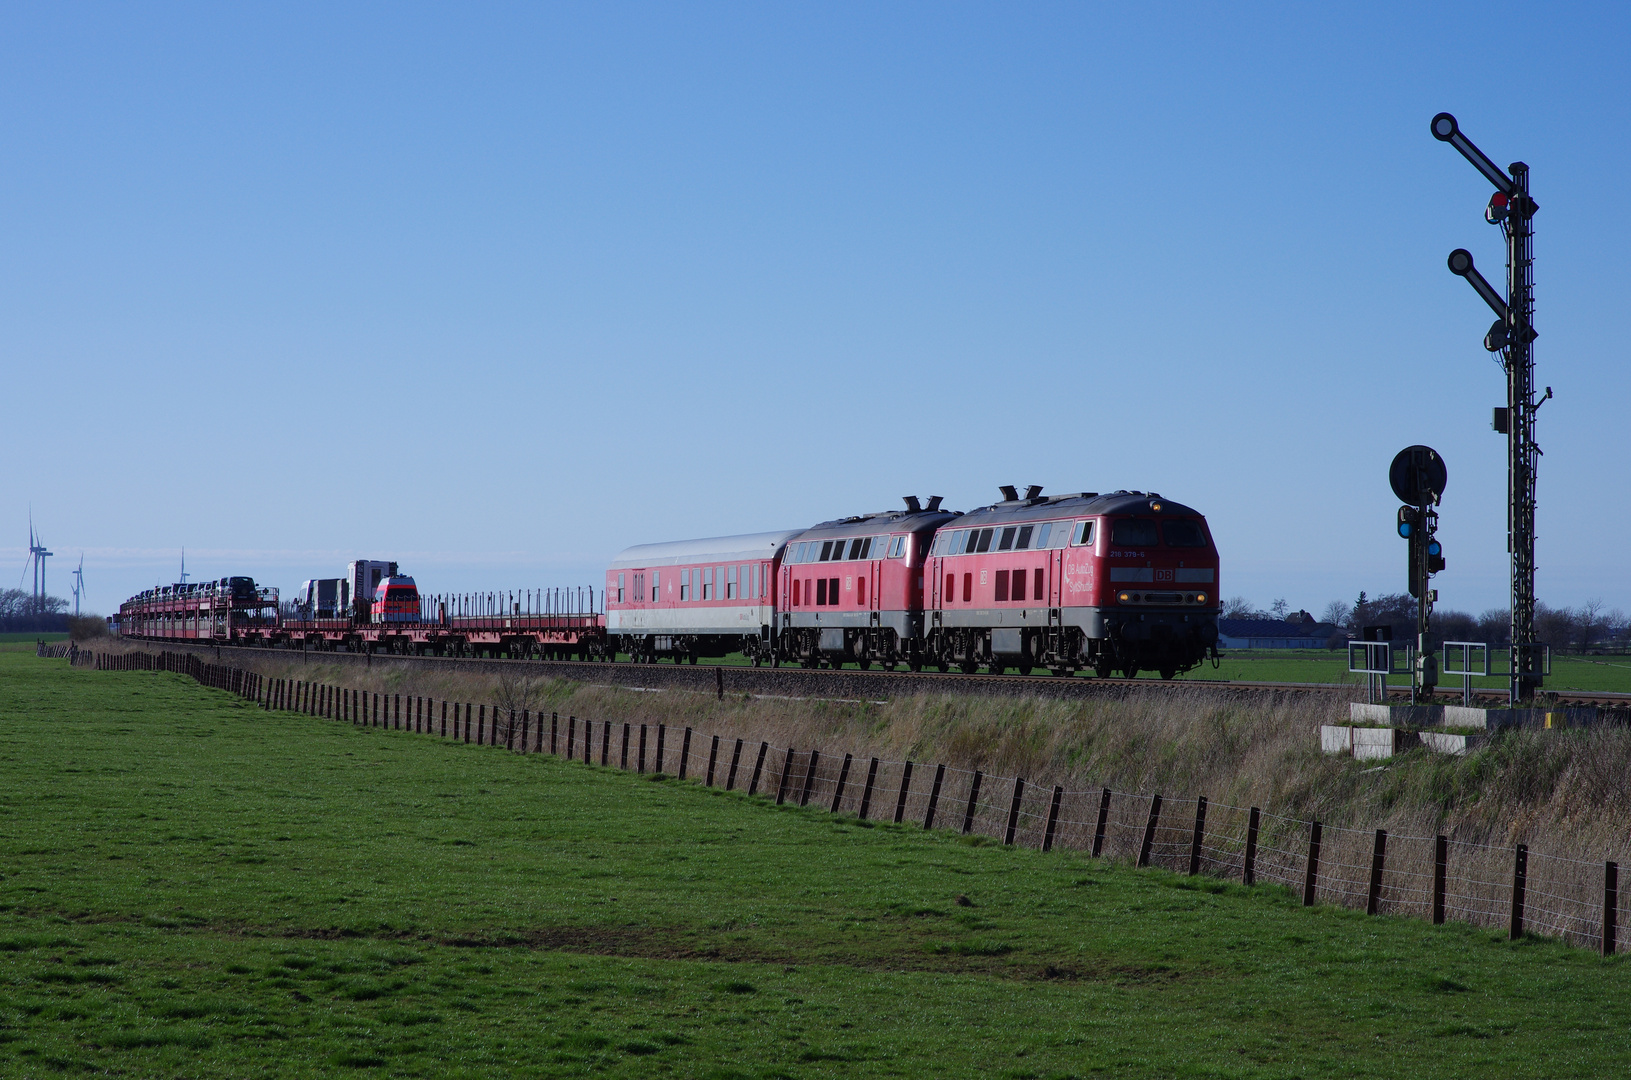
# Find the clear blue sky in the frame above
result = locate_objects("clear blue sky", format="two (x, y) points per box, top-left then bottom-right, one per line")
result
(6, 2), (1628, 619)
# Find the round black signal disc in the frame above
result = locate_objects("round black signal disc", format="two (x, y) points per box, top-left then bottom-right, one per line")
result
(1389, 445), (1447, 505)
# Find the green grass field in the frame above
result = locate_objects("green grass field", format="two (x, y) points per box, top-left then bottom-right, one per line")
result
(0, 632), (68, 644)
(1184, 649), (1631, 694)
(1, 653), (1626, 1078)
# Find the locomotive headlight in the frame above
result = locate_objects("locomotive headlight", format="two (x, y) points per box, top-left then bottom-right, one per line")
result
(1197, 593), (1207, 604)
(1118, 591), (1131, 603)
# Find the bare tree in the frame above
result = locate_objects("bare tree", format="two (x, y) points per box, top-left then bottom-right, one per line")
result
(1221, 596), (1257, 620)
(1477, 609), (1511, 647)
(493, 664), (544, 717)
(1577, 599), (1608, 653)
(1320, 600), (1351, 628)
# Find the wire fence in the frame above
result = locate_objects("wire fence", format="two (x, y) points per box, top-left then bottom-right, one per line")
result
(62, 647), (1627, 958)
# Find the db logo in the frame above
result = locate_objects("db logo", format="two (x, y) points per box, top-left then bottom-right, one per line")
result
(1154, 569), (1174, 582)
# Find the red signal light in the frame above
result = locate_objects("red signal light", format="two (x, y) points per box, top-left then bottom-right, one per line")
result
(1485, 191), (1510, 224)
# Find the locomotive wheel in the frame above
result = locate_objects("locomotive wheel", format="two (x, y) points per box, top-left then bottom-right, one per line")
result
(857, 659), (871, 670)
(989, 662), (1004, 676)
(1094, 659), (1113, 679)
(1123, 666), (1139, 679)
(1018, 663), (1033, 676)
(1159, 667), (1176, 680)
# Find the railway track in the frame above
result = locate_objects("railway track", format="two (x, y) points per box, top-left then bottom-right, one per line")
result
(115, 640), (1631, 710)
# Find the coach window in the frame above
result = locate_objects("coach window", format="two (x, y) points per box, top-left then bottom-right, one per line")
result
(680, 569), (690, 602)
(725, 565), (736, 599)
(651, 571), (660, 601)
(705, 567), (716, 600)
(617, 573), (625, 604)
(1016, 525), (1034, 550)
(998, 527), (1017, 552)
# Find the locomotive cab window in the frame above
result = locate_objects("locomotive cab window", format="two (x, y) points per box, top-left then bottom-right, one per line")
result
(888, 535), (906, 558)
(1071, 521), (1095, 546)
(1163, 520), (1208, 547)
(1111, 518), (1160, 547)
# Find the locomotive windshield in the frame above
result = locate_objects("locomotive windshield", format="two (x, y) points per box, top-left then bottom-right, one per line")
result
(1110, 519), (1160, 547)
(1162, 520), (1208, 547)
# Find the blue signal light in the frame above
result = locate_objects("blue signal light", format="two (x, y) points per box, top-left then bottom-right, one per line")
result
(1427, 540), (1442, 557)
(1397, 521), (1413, 538)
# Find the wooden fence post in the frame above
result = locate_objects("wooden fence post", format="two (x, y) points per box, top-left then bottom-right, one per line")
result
(441, 700), (447, 738)
(1092, 788), (1111, 858)
(1138, 794), (1162, 868)
(1604, 861), (1619, 957)
(1303, 821), (1323, 907)
(799, 750), (820, 806)
(679, 727), (691, 779)
(1188, 796), (1208, 875)
(1244, 807), (1261, 885)
(1367, 830), (1388, 916)
(464, 704), (472, 743)
(747, 741), (768, 795)
(706, 735), (720, 785)
(961, 771), (984, 834)
(598, 722), (608, 765)
(923, 764), (946, 830)
(1004, 777), (1025, 846)
(831, 753), (852, 813)
(774, 748), (796, 805)
(893, 761), (914, 824)
(655, 724), (666, 773)
(725, 738), (743, 790)
(1042, 785), (1063, 852)
(638, 724), (649, 773)
(519, 710), (529, 752)
(1510, 843), (1528, 940)
(858, 758), (879, 821)
(567, 715), (577, 758)
(621, 724), (631, 770)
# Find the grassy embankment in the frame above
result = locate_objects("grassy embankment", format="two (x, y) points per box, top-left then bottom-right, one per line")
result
(2, 649), (1628, 1077)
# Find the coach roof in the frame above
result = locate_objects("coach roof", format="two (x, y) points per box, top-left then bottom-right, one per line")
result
(609, 530), (803, 570)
